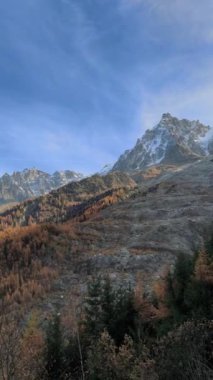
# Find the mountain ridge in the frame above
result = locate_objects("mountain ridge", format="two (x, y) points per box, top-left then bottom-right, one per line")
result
(112, 113), (213, 171)
(0, 168), (84, 205)
(0, 171), (136, 229)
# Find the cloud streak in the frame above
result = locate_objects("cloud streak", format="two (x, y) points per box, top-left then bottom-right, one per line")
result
(120, 0), (213, 44)
(0, 0), (212, 173)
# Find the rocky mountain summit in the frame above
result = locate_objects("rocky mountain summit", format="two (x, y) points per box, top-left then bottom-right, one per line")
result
(113, 113), (213, 171)
(0, 168), (84, 204)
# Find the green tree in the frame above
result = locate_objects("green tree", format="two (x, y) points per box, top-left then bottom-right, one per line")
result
(84, 276), (103, 339)
(167, 253), (193, 321)
(84, 276), (138, 345)
(166, 249), (213, 323)
(111, 286), (138, 345)
(44, 313), (63, 380)
(101, 276), (115, 333)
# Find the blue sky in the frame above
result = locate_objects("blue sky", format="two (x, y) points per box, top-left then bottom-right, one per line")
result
(0, 0), (213, 175)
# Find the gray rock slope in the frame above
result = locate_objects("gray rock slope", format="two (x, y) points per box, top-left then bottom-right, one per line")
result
(71, 156), (213, 287)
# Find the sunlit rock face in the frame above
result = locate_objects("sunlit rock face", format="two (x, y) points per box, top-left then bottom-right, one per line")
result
(112, 113), (213, 171)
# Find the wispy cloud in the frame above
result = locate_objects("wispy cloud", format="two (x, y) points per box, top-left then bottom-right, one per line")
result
(121, 0), (213, 43)
(135, 57), (213, 133)
(117, 0), (213, 137)
(0, 0), (212, 173)
(140, 81), (213, 131)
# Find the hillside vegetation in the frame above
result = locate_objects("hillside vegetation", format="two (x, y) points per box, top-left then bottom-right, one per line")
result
(0, 236), (212, 379)
(0, 172), (136, 229)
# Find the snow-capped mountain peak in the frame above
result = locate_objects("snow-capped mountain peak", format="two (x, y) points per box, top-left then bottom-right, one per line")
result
(112, 113), (213, 171)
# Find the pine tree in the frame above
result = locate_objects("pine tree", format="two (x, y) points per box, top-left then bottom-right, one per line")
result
(112, 286), (137, 345)
(167, 252), (193, 320)
(44, 313), (63, 380)
(100, 276), (115, 335)
(84, 276), (103, 339)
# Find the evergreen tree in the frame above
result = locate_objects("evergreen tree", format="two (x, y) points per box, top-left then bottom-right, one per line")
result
(100, 276), (115, 335)
(167, 252), (193, 321)
(44, 313), (63, 380)
(84, 276), (103, 339)
(111, 286), (138, 345)
(84, 276), (138, 345)
(166, 249), (213, 322)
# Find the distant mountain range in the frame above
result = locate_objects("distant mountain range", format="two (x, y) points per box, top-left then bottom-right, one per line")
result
(0, 172), (136, 228)
(0, 168), (84, 204)
(112, 113), (213, 171)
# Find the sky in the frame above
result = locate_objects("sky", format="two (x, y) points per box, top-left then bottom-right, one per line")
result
(0, 0), (213, 175)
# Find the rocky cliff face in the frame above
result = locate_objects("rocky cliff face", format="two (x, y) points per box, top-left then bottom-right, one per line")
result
(112, 113), (213, 171)
(0, 168), (84, 204)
